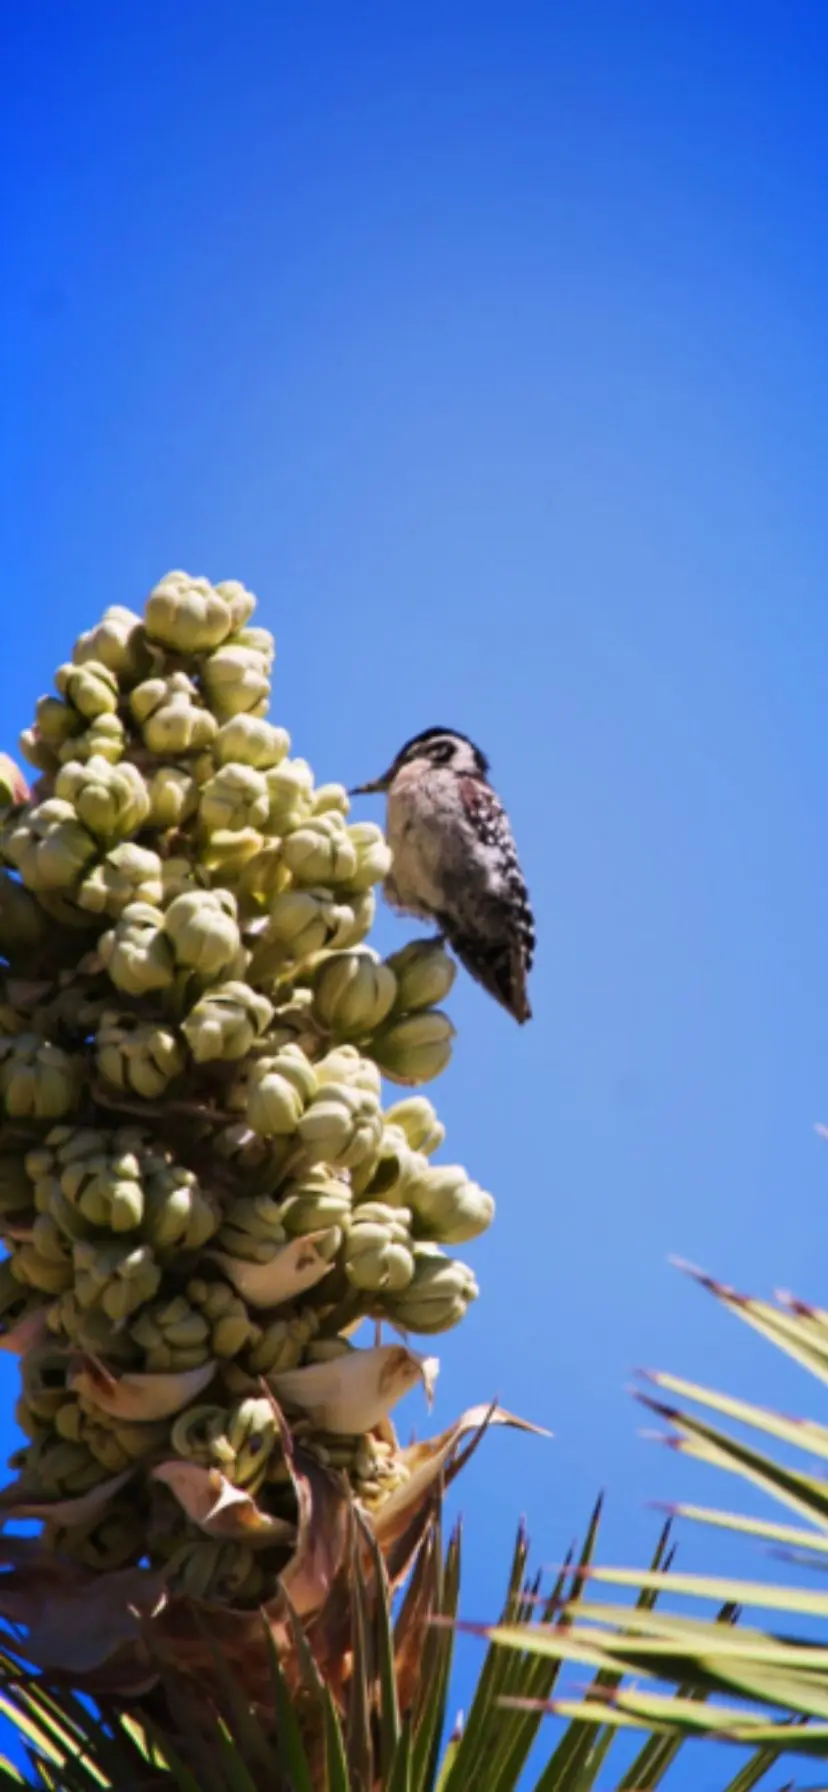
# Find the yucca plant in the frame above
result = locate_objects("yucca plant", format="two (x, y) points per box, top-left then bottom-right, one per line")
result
(486, 1261), (828, 1778)
(0, 570), (542, 1765)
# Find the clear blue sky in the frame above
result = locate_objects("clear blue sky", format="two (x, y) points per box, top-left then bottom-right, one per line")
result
(4, 4), (828, 1784)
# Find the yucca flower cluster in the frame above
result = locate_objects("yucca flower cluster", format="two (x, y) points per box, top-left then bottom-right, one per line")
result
(0, 573), (496, 1612)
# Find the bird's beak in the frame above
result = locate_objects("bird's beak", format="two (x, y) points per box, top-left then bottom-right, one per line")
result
(349, 771), (391, 796)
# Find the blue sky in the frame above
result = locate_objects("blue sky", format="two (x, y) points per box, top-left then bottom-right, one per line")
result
(4, 3), (828, 1783)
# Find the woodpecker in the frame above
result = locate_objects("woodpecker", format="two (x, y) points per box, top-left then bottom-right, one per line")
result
(351, 727), (534, 1023)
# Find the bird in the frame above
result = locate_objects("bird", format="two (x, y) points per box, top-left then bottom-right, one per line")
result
(350, 727), (534, 1023)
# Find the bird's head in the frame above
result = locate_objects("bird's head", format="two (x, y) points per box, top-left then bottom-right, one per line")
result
(350, 728), (489, 794)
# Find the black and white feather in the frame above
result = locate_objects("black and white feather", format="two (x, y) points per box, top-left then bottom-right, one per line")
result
(351, 728), (534, 1023)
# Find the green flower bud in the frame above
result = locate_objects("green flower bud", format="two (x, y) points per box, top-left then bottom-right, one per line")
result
(0, 871), (50, 953)
(248, 888), (365, 978)
(0, 1034), (82, 1120)
(199, 763), (270, 834)
(99, 902), (176, 994)
(213, 578), (257, 629)
(311, 949), (397, 1038)
(130, 672), (218, 755)
(59, 1144), (145, 1232)
(77, 843), (164, 916)
(18, 729), (59, 775)
(162, 889), (241, 977)
(74, 1239), (161, 1322)
(312, 783), (350, 816)
(295, 1081), (383, 1170)
(385, 938), (457, 1013)
(73, 606), (149, 682)
(242, 1043), (317, 1137)
(344, 1201), (414, 1293)
(281, 813), (358, 886)
(201, 643), (270, 719)
(14, 1432), (107, 1498)
(22, 1347), (70, 1422)
(245, 1306), (321, 1374)
(263, 758), (314, 832)
(55, 659), (120, 720)
(366, 1011), (455, 1085)
(224, 1394), (279, 1490)
(11, 1215), (73, 1292)
(355, 1123), (428, 1205)
(231, 625), (275, 665)
(278, 1169), (352, 1237)
(217, 1192), (287, 1261)
(130, 1295), (211, 1372)
(346, 821), (394, 892)
(381, 1243), (478, 1333)
(145, 572), (238, 652)
(95, 1012), (185, 1099)
(4, 798), (97, 891)
(214, 714), (290, 769)
(54, 755), (150, 842)
(145, 765), (199, 829)
(314, 1043), (382, 1098)
(407, 1163), (494, 1244)
(33, 695), (83, 750)
(57, 712), (126, 766)
(186, 1277), (257, 1359)
(181, 980), (273, 1063)
(144, 1163), (219, 1253)
(200, 828), (264, 879)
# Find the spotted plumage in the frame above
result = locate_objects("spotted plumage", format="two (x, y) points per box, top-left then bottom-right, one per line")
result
(350, 728), (534, 1023)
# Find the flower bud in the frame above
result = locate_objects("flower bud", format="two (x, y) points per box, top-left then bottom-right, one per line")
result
(382, 1096), (445, 1156)
(263, 758), (314, 832)
(213, 578), (258, 630)
(57, 712), (126, 766)
(182, 980), (273, 1063)
(381, 1244), (478, 1333)
(130, 672), (218, 755)
(130, 1295), (211, 1372)
(295, 1081), (382, 1170)
(344, 1201), (414, 1293)
(59, 1144), (144, 1232)
(0, 1150), (34, 1217)
(346, 821), (394, 892)
(186, 1278), (257, 1359)
(311, 782), (350, 816)
(249, 889), (361, 977)
(145, 765), (199, 829)
(201, 644), (270, 719)
(0, 1034), (82, 1120)
(162, 889), (241, 977)
(145, 572), (239, 652)
(4, 799), (97, 891)
(73, 1238), (161, 1323)
(366, 1011), (455, 1085)
(385, 938), (457, 1012)
(311, 950), (397, 1038)
(356, 1123), (428, 1205)
(55, 755), (150, 842)
(18, 730), (59, 775)
(199, 763), (270, 834)
(313, 1044), (382, 1097)
(277, 1169), (352, 1237)
(245, 1306), (321, 1374)
(33, 695), (83, 750)
(281, 813), (358, 886)
(55, 659), (120, 720)
(200, 828), (264, 879)
(214, 714), (290, 770)
(99, 902), (176, 995)
(0, 871), (50, 953)
(77, 843), (163, 916)
(217, 1192), (287, 1261)
(242, 1043), (317, 1137)
(144, 1164), (219, 1254)
(95, 1012), (185, 1099)
(73, 606), (149, 682)
(407, 1164), (494, 1244)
